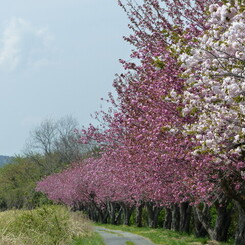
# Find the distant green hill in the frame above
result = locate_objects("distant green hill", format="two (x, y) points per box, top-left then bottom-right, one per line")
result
(0, 155), (12, 167)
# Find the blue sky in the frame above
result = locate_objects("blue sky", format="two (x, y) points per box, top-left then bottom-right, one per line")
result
(0, 0), (131, 156)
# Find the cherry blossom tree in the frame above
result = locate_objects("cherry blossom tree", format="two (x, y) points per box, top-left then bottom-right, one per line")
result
(36, 0), (245, 243)
(168, 1), (245, 243)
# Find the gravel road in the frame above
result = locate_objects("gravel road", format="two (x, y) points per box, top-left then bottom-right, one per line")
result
(94, 226), (156, 245)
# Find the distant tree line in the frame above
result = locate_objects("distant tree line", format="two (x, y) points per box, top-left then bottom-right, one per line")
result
(0, 116), (96, 210)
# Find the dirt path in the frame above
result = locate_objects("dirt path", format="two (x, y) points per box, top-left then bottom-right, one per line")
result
(94, 226), (156, 245)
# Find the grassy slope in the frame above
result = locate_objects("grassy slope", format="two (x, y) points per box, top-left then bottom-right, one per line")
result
(0, 206), (102, 245)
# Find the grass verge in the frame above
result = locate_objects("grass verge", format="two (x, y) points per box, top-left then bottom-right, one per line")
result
(71, 232), (106, 245)
(96, 224), (233, 245)
(125, 241), (136, 245)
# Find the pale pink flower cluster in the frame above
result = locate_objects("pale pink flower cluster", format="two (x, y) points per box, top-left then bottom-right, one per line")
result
(178, 2), (245, 162)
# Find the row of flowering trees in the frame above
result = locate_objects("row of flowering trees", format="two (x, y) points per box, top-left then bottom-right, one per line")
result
(37, 0), (245, 244)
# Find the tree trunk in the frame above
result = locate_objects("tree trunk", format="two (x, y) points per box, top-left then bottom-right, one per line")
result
(213, 201), (232, 242)
(121, 203), (133, 225)
(194, 204), (214, 239)
(235, 201), (245, 245)
(115, 206), (122, 225)
(193, 206), (208, 238)
(179, 202), (192, 233)
(97, 206), (109, 224)
(220, 178), (245, 244)
(101, 209), (109, 224)
(107, 202), (117, 225)
(146, 202), (162, 228)
(195, 200), (232, 242)
(136, 203), (144, 227)
(171, 204), (180, 232)
(163, 206), (172, 230)
(90, 202), (102, 222)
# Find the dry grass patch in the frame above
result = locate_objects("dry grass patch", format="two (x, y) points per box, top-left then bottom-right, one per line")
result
(0, 205), (92, 245)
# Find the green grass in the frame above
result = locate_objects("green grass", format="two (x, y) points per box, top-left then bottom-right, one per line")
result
(125, 241), (136, 245)
(96, 224), (233, 245)
(71, 232), (106, 245)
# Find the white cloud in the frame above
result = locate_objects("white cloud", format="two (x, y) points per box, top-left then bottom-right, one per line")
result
(0, 18), (54, 72)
